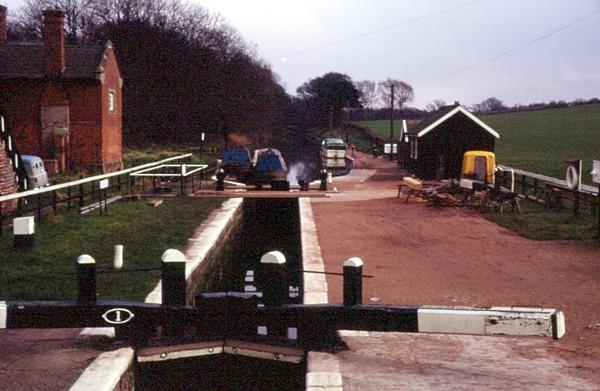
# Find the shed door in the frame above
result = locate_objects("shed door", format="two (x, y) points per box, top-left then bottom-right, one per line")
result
(474, 156), (487, 182)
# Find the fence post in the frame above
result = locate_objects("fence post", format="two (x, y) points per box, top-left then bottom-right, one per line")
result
(260, 251), (288, 338)
(161, 249), (186, 338)
(574, 189), (580, 218)
(597, 184), (600, 238)
(77, 254), (96, 304)
(52, 190), (57, 214)
(36, 193), (42, 222)
(79, 176), (84, 208)
(67, 187), (72, 211)
(343, 257), (363, 306)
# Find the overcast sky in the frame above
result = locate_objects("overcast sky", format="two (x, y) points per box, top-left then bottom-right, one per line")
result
(4, 0), (600, 109)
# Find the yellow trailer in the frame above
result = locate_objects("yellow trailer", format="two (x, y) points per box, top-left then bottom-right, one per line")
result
(461, 151), (495, 184)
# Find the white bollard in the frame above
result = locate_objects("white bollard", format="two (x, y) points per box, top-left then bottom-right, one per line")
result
(113, 245), (124, 269)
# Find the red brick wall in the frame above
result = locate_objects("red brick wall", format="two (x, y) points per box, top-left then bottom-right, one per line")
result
(0, 81), (43, 157)
(0, 138), (18, 214)
(0, 46), (123, 173)
(68, 80), (102, 169)
(100, 46), (123, 172)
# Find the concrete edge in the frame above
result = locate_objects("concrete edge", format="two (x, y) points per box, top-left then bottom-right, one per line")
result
(145, 197), (243, 304)
(68, 348), (134, 391)
(300, 198), (343, 391)
(74, 198), (245, 389)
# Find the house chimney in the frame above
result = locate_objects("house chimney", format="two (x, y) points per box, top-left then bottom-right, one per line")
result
(42, 8), (65, 77)
(0, 5), (7, 45)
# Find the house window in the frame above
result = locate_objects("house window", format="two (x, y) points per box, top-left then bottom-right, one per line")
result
(108, 91), (116, 113)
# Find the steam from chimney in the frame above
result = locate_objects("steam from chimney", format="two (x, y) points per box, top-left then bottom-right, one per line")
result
(286, 162), (309, 187)
(42, 8), (65, 77)
(0, 5), (7, 45)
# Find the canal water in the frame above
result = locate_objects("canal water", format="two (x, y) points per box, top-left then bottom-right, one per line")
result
(137, 198), (306, 390)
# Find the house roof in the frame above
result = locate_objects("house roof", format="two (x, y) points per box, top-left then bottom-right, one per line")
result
(409, 104), (500, 139)
(0, 42), (106, 80)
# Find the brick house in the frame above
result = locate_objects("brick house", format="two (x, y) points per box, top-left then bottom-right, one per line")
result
(0, 6), (123, 175)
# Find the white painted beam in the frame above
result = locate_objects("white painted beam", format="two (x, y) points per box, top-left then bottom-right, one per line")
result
(0, 301), (6, 329)
(418, 306), (565, 339)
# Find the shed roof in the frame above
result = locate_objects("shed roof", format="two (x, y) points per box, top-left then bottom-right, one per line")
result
(0, 42), (106, 80)
(409, 104), (500, 139)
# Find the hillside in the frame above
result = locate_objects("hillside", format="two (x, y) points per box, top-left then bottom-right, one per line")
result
(482, 103), (600, 181)
(356, 103), (600, 182)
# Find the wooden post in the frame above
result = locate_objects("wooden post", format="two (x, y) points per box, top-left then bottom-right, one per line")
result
(79, 176), (84, 208)
(36, 193), (42, 222)
(520, 175), (527, 195)
(161, 249), (186, 338)
(77, 255), (96, 304)
(52, 190), (57, 214)
(597, 184), (600, 238)
(260, 251), (288, 338)
(389, 83), (394, 161)
(574, 189), (580, 218)
(343, 257), (363, 306)
(67, 186), (72, 211)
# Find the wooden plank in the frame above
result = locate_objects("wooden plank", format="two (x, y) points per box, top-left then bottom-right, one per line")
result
(224, 339), (304, 364)
(137, 341), (223, 362)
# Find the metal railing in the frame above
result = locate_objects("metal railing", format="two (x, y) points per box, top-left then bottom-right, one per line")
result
(0, 154), (198, 234)
(496, 164), (599, 217)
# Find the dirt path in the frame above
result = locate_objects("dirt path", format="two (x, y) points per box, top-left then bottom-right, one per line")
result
(311, 151), (600, 385)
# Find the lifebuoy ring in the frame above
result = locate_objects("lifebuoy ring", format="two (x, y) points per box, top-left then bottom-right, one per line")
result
(566, 165), (578, 189)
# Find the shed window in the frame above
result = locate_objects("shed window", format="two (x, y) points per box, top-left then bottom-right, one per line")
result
(108, 91), (116, 113)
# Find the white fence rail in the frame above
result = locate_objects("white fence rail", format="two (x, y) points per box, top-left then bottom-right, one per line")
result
(0, 153), (192, 204)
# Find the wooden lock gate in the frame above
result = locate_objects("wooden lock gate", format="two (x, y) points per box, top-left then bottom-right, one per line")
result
(0, 250), (566, 364)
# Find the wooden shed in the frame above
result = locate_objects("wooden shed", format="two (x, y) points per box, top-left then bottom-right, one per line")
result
(404, 104), (499, 180)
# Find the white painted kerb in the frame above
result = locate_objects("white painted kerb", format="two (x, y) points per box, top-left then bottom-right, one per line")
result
(69, 348), (134, 391)
(0, 301), (6, 329)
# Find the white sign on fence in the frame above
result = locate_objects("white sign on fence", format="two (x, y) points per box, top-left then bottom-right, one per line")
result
(592, 160), (600, 184)
(99, 179), (109, 190)
(384, 144), (391, 154)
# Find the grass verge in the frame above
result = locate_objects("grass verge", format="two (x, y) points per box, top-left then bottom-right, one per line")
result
(0, 197), (224, 301)
(482, 199), (598, 240)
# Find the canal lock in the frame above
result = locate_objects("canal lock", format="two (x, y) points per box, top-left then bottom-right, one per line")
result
(136, 198), (306, 391)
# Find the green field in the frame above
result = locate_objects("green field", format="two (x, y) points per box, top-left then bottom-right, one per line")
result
(353, 120), (415, 142)
(482, 103), (600, 182)
(0, 197), (223, 301)
(356, 103), (600, 182)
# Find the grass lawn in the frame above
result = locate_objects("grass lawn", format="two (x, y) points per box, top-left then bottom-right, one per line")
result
(482, 199), (598, 240)
(0, 197), (223, 301)
(352, 120), (419, 142)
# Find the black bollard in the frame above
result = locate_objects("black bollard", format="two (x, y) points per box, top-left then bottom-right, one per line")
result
(343, 257), (363, 306)
(161, 249), (187, 338)
(260, 251), (288, 338)
(216, 168), (226, 191)
(319, 169), (328, 191)
(77, 255), (97, 304)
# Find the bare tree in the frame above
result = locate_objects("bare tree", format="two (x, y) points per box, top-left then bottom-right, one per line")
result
(13, 0), (97, 42)
(377, 79), (414, 108)
(355, 80), (376, 119)
(425, 99), (446, 112)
